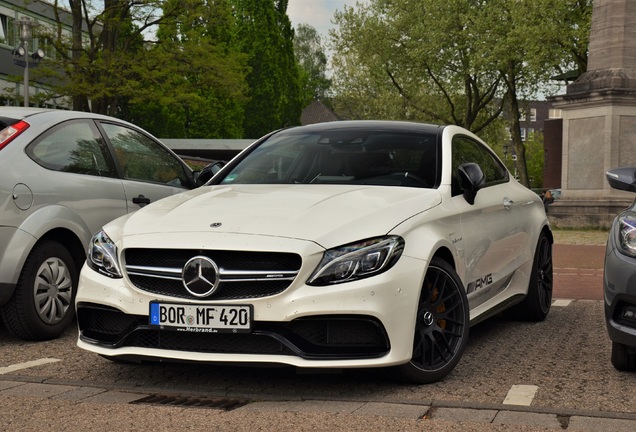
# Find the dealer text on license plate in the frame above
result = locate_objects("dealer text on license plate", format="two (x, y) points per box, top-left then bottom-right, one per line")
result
(149, 302), (251, 333)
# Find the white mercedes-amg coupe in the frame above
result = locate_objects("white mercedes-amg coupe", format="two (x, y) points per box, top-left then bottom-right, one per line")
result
(76, 120), (553, 383)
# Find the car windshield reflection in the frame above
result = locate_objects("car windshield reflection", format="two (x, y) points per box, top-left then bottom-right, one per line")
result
(220, 130), (439, 188)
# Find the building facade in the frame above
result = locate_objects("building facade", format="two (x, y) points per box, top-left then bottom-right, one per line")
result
(0, 0), (73, 107)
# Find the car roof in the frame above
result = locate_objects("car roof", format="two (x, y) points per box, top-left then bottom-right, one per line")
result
(0, 107), (144, 133)
(279, 120), (446, 135)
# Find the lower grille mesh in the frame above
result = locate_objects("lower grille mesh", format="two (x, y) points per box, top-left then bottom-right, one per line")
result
(78, 303), (390, 359)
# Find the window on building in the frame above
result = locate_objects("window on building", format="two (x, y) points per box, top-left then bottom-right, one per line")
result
(1, 14), (8, 44)
(527, 128), (535, 140)
(520, 128), (526, 141)
(530, 108), (537, 122)
(519, 111), (526, 122)
(0, 14), (15, 46)
(549, 109), (562, 119)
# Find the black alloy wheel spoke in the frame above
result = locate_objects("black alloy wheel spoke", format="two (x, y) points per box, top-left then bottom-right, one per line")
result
(411, 266), (467, 371)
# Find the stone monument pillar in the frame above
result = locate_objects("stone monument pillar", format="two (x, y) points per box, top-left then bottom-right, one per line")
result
(549, 0), (636, 228)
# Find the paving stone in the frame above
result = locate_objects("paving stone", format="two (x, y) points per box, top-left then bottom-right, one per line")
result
(52, 386), (107, 400)
(1, 382), (76, 398)
(568, 416), (636, 432)
(493, 410), (562, 429)
(82, 391), (148, 404)
(0, 380), (24, 391)
(353, 402), (429, 419)
(432, 407), (498, 424)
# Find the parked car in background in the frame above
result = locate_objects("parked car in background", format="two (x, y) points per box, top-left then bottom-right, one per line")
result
(76, 120), (553, 383)
(0, 107), (216, 341)
(604, 167), (636, 370)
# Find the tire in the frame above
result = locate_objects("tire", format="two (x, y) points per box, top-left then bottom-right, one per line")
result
(391, 257), (469, 384)
(611, 342), (636, 371)
(504, 231), (553, 322)
(1, 240), (78, 341)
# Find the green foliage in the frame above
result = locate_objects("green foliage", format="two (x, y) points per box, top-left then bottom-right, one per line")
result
(525, 132), (545, 189)
(293, 23), (331, 105)
(127, 0), (249, 138)
(233, 0), (303, 138)
(329, 0), (591, 187)
(7, 0), (307, 139)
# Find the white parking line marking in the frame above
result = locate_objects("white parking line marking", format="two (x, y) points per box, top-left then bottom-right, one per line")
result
(503, 385), (538, 406)
(552, 299), (572, 307)
(0, 358), (61, 375)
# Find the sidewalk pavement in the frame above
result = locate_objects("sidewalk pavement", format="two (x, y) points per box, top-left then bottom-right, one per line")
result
(2, 376), (636, 431)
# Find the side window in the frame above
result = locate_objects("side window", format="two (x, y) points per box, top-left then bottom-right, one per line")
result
(101, 123), (189, 188)
(27, 120), (117, 177)
(451, 136), (508, 196)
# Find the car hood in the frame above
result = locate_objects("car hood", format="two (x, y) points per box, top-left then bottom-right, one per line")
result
(119, 184), (442, 248)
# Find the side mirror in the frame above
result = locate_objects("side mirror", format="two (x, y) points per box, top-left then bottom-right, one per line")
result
(458, 162), (485, 205)
(606, 167), (636, 193)
(194, 161), (226, 187)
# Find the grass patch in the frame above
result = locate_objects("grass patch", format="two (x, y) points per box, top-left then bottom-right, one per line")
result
(552, 228), (609, 246)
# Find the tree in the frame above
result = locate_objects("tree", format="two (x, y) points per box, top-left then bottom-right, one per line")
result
(36, 0), (250, 139)
(232, 0), (303, 138)
(127, 0), (249, 138)
(330, 0), (591, 187)
(43, 0), (173, 114)
(293, 23), (331, 105)
(471, 0), (591, 186)
(330, 0), (504, 135)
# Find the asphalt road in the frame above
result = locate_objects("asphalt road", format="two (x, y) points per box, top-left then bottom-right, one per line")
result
(3, 242), (635, 431)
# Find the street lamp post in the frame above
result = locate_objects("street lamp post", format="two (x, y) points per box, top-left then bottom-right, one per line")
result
(12, 17), (44, 107)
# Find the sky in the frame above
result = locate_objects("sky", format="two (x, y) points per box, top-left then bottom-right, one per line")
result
(286, 0), (364, 41)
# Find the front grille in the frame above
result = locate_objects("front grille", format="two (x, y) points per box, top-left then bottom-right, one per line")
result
(78, 303), (390, 360)
(124, 248), (302, 301)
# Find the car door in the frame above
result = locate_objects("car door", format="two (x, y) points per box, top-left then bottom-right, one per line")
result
(450, 135), (524, 310)
(25, 119), (128, 236)
(98, 122), (192, 212)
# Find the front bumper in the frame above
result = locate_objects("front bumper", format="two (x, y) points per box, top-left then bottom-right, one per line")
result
(76, 254), (426, 369)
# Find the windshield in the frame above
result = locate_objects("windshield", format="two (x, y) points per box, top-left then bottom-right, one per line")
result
(220, 129), (439, 188)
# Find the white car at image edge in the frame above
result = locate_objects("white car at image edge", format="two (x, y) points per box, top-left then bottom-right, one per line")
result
(76, 120), (553, 383)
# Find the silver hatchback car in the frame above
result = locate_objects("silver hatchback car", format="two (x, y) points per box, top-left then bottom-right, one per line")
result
(0, 108), (215, 341)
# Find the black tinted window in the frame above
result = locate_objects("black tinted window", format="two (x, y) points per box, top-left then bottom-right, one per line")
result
(220, 130), (439, 188)
(451, 135), (508, 195)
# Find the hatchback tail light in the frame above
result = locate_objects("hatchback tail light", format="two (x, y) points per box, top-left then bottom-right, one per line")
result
(0, 120), (30, 150)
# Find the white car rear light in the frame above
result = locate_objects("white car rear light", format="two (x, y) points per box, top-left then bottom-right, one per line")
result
(0, 120), (30, 150)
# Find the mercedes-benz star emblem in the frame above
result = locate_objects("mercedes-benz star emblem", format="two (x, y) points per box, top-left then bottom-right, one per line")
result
(422, 311), (435, 327)
(182, 256), (220, 297)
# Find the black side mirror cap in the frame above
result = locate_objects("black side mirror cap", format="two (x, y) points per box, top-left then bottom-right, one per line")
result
(606, 167), (636, 193)
(458, 162), (485, 205)
(194, 161), (226, 187)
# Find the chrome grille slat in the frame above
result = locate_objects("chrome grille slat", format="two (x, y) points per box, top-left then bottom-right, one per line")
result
(123, 248), (302, 300)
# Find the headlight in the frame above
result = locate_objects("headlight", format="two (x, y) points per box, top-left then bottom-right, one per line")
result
(307, 236), (405, 286)
(617, 213), (636, 258)
(87, 230), (122, 278)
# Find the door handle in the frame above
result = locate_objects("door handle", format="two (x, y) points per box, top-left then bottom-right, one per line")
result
(132, 194), (151, 207)
(503, 197), (514, 210)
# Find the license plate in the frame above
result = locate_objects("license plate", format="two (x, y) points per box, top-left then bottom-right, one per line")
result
(149, 302), (251, 333)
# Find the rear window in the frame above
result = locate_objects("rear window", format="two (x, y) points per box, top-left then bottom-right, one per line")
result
(0, 116), (19, 130)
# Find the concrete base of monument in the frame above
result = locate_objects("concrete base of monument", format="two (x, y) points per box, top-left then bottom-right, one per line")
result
(546, 197), (633, 229)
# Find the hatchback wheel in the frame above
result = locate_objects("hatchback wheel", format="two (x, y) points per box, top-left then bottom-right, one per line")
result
(1, 241), (77, 340)
(391, 257), (469, 384)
